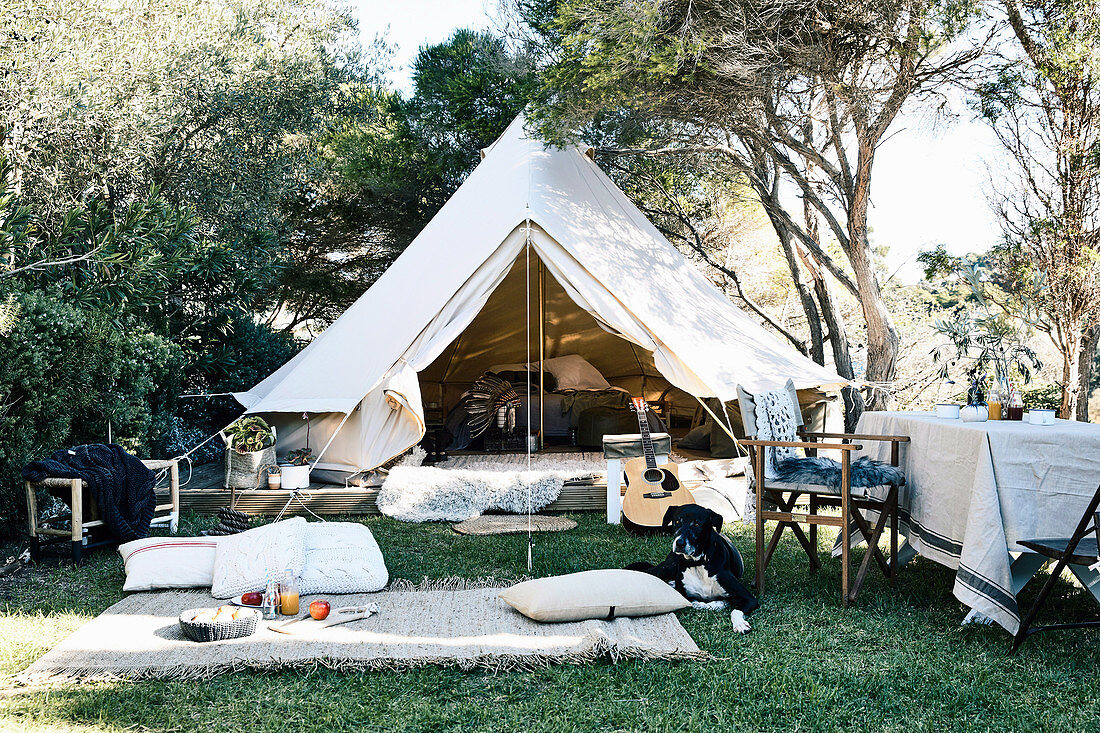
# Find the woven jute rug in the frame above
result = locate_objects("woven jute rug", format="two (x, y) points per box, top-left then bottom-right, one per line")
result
(17, 580), (703, 683)
(452, 515), (577, 535)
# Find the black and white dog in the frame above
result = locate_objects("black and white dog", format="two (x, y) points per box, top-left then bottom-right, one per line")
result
(627, 504), (760, 633)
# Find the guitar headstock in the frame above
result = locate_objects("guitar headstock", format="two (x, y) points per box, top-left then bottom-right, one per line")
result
(630, 397), (649, 414)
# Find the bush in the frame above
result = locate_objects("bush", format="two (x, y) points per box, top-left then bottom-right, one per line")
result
(0, 292), (183, 536)
(1021, 383), (1061, 410)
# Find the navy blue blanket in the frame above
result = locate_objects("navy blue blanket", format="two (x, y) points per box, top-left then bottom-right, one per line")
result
(23, 444), (156, 542)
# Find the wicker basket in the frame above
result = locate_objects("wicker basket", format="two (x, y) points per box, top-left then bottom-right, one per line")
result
(222, 427), (278, 490)
(178, 607), (261, 642)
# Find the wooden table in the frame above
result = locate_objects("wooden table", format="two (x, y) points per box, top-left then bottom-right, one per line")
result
(856, 411), (1100, 633)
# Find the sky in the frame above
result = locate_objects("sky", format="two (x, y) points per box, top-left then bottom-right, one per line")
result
(351, 0), (1003, 284)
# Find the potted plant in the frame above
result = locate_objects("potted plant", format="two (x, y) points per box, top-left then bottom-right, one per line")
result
(280, 448), (313, 490)
(222, 417), (277, 489)
(266, 464), (281, 490)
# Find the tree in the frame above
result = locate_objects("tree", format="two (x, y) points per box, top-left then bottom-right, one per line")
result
(1, 0), (371, 247)
(974, 0), (1100, 419)
(294, 30), (538, 326)
(513, 0), (986, 408)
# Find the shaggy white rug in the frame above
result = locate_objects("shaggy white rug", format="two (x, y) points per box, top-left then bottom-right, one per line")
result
(378, 466), (574, 522)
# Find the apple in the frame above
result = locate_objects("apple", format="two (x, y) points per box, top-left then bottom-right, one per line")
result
(240, 592), (263, 606)
(309, 600), (331, 620)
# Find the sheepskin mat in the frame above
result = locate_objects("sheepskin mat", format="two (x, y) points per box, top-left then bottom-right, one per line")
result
(452, 515), (577, 535)
(17, 580), (703, 683)
(378, 457), (602, 522)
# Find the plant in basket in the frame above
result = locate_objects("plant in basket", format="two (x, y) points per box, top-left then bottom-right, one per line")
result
(223, 417), (278, 490)
(226, 416), (275, 454)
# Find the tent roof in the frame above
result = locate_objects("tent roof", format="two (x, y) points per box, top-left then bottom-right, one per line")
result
(235, 115), (844, 415)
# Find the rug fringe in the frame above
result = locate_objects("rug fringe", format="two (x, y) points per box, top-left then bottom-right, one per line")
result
(384, 575), (526, 592)
(13, 634), (710, 685)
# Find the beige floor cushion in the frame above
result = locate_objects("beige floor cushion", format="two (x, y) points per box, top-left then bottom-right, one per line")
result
(499, 569), (690, 623)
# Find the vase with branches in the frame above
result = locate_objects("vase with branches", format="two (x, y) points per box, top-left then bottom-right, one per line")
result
(931, 263), (1042, 403)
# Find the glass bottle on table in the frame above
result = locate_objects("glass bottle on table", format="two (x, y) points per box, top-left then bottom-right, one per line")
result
(987, 386), (1003, 420)
(1007, 386), (1025, 421)
(278, 568), (299, 616)
(261, 574), (280, 620)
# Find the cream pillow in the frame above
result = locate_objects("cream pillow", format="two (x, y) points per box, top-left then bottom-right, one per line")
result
(499, 569), (690, 623)
(298, 522), (389, 595)
(211, 517), (307, 599)
(489, 354), (612, 391)
(118, 536), (221, 592)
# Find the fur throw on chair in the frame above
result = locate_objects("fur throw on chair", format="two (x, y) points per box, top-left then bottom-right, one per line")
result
(773, 456), (904, 488)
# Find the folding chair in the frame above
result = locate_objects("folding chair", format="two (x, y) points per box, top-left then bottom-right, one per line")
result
(736, 381), (909, 606)
(1010, 482), (1100, 654)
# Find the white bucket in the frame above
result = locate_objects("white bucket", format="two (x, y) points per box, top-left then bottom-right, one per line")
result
(280, 464), (311, 490)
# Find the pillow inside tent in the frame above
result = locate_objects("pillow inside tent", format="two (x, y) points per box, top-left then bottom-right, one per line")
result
(490, 354), (611, 391)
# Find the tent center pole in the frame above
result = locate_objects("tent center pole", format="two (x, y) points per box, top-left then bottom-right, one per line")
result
(538, 258), (545, 450)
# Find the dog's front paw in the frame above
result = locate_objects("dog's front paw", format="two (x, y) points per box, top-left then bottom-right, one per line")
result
(730, 609), (751, 634)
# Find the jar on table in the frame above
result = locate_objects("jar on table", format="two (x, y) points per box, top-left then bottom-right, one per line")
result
(1007, 387), (1025, 421)
(278, 569), (300, 616)
(987, 387), (1003, 420)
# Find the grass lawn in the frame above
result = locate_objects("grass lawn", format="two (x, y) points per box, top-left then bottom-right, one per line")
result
(1, 511), (1098, 732)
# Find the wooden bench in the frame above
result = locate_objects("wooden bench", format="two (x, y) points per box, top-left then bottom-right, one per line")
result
(25, 458), (180, 563)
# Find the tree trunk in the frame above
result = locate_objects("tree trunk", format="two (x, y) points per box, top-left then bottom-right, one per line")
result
(776, 226), (825, 364)
(1060, 330), (1082, 420)
(847, 140), (899, 410)
(1075, 324), (1099, 421)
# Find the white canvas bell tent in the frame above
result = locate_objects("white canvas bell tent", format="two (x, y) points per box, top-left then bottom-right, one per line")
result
(234, 114), (845, 478)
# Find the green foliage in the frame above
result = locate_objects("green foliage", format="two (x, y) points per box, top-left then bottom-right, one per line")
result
(1022, 382), (1062, 410)
(0, 292), (183, 535)
(922, 252), (1044, 387)
(1, 0), (371, 243)
(315, 30), (536, 305)
(224, 416), (275, 454)
(285, 448), (313, 466)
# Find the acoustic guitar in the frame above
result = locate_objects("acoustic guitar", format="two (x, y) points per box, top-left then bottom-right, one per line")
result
(621, 397), (694, 532)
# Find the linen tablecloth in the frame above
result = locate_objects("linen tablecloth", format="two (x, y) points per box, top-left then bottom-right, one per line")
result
(855, 411), (1100, 633)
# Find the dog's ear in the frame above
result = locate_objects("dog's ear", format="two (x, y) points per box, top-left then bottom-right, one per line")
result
(708, 508), (723, 534)
(662, 505), (679, 529)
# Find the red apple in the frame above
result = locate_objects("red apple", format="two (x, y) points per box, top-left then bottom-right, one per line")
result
(309, 600), (331, 620)
(240, 592), (263, 606)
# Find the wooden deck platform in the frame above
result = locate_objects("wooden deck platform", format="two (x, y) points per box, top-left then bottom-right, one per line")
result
(169, 461), (611, 517)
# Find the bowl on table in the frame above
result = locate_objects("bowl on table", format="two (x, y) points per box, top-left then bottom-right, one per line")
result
(1028, 409), (1056, 426)
(935, 403), (961, 419)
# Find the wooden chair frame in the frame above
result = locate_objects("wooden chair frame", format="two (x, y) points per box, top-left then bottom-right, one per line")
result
(26, 458), (180, 564)
(1010, 482), (1100, 654)
(740, 431), (909, 606)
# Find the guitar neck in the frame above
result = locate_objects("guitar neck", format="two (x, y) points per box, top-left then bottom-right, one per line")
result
(634, 401), (657, 471)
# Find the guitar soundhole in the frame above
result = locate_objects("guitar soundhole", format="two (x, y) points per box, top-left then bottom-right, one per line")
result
(643, 467), (665, 484)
